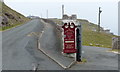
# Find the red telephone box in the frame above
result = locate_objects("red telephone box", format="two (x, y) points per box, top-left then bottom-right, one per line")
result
(62, 22), (77, 53)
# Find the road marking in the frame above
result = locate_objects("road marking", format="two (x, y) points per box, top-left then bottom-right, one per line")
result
(27, 32), (34, 36)
(27, 32), (40, 37)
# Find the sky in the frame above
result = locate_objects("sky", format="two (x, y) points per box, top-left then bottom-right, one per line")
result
(119, 1), (120, 36)
(4, 0), (119, 35)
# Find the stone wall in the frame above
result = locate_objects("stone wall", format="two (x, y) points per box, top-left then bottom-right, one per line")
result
(112, 36), (120, 50)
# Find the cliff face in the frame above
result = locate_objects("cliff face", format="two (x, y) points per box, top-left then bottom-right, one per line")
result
(0, 2), (29, 28)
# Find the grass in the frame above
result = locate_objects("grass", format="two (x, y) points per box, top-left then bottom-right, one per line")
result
(49, 18), (63, 25)
(76, 58), (87, 64)
(82, 58), (87, 62)
(0, 22), (26, 31)
(81, 20), (115, 48)
(82, 28), (114, 48)
(51, 18), (115, 48)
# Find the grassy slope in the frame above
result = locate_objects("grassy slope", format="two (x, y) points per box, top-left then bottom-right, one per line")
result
(0, 2), (30, 31)
(78, 19), (115, 48)
(51, 18), (115, 48)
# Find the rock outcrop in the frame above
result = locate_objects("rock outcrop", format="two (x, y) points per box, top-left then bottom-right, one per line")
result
(0, 15), (9, 26)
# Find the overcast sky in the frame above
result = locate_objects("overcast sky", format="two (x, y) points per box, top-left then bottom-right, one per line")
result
(4, 0), (119, 35)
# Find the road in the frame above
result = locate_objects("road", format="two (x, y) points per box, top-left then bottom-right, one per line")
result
(2, 19), (119, 70)
(2, 19), (63, 70)
(39, 19), (118, 70)
(69, 46), (118, 70)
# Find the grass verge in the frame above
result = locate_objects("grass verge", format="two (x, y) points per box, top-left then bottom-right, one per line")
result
(0, 21), (29, 31)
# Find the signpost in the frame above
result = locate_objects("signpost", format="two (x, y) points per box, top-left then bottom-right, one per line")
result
(62, 22), (77, 53)
(62, 21), (82, 62)
(76, 24), (82, 62)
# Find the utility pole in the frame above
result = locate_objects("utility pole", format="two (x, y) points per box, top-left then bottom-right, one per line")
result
(98, 7), (102, 32)
(47, 9), (48, 19)
(62, 5), (64, 18)
(41, 14), (42, 18)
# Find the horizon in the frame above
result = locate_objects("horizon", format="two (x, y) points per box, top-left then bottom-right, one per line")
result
(4, 0), (118, 35)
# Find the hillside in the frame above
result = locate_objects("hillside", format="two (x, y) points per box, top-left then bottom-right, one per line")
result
(0, 1), (30, 31)
(50, 18), (115, 48)
(78, 19), (116, 48)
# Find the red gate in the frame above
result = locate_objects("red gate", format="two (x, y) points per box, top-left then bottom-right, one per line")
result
(62, 22), (77, 53)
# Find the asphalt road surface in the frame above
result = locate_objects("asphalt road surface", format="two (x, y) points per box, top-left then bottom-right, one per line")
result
(2, 19), (63, 70)
(69, 46), (118, 70)
(2, 19), (119, 70)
